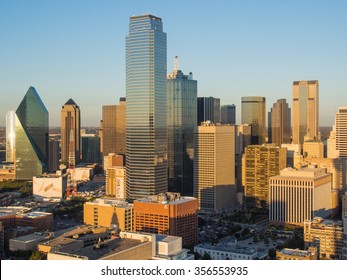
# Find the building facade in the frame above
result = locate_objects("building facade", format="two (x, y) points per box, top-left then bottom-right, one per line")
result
(197, 97), (220, 125)
(15, 87), (49, 179)
(268, 99), (291, 146)
(167, 59), (197, 196)
(292, 80), (319, 146)
(33, 174), (67, 200)
(100, 98), (126, 159)
(5, 111), (15, 163)
(61, 98), (81, 167)
(126, 15), (167, 201)
(81, 134), (101, 163)
(242, 144), (286, 206)
(241, 96), (266, 145)
(276, 247), (318, 260)
(304, 217), (344, 259)
(134, 193), (198, 246)
(106, 166), (126, 199)
(84, 198), (133, 232)
(48, 138), (60, 172)
(221, 104), (236, 125)
(334, 107), (347, 158)
(303, 140), (324, 158)
(269, 167), (333, 225)
(194, 123), (236, 211)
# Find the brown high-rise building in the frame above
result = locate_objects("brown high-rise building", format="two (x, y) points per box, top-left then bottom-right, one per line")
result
(100, 98), (126, 158)
(61, 99), (81, 166)
(292, 80), (319, 146)
(268, 99), (291, 146)
(134, 192), (198, 246)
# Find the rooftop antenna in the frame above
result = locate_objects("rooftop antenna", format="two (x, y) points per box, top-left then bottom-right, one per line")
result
(174, 56), (179, 71)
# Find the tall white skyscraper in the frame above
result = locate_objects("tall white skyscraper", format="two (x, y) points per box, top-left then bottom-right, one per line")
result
(126, 15), (167, 201)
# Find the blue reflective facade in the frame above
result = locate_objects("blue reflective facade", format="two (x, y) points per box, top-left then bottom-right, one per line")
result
(167, 69), (197, 196)
(126, 15), (167, 200)
(15, 87), (49, 179)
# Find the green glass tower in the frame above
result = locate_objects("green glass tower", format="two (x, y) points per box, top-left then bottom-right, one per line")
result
(15, 87), (49, 179)
(126, 15), (167, 200)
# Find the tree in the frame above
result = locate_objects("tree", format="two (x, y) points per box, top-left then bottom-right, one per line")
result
(29, 250), (46, 260)
(253, 235), (259, 243)
(202, 252), (212, 260)
(194, 252), (201, 260)
(241, 228), (250, 237)
(268, 249), (276, 260)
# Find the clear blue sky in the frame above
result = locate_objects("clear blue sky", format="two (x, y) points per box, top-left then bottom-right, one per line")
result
(0, 0), (346, 127)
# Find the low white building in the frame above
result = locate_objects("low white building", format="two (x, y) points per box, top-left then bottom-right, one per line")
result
(68, 167), (94, 181)
(33, 175), (67, 200)
(194, 243), (267, 260)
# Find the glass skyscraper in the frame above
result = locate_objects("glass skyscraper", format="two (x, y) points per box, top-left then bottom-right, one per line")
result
(268, 99), (291, 146)
(126, 15), (167, 200)
(241, 96), (266, 144)
(197, 97), (221, 125)
(221, 104), (236, 125)
(15, 86), (49, 179)
(167, 63), (197, 196)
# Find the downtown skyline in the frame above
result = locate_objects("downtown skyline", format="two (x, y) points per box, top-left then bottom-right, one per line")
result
(1, 0), (347, 127)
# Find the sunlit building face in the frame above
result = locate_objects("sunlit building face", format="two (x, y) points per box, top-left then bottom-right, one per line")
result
(126, 15), (167, 200)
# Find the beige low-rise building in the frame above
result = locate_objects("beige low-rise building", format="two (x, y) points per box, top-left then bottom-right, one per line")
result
(276, 247), (318, 260)
(33, 174), (67, 200)
(84, 198), (133, 232)
(304, 217), (344, 260)
(38, 226), (116, 254)
(47, 231), (193, 260)
(303, 140), (324, 158)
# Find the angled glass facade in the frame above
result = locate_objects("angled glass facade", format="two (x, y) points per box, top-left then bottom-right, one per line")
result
(126, 15), (167, 200)
(167, 69), (197, 196)
(15, 87), (49, 179)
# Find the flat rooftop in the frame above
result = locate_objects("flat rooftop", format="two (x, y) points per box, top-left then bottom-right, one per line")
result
(69, 237), (146, 260)
(273, 167), (329, 179)
(195, 243), (257, 256)
(86, 198), (132, 208)
(280, 248), (311, 257)
(20, 211), (52, 218)
(137, 193), (196, 205)
(0, 206), (31, 217)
